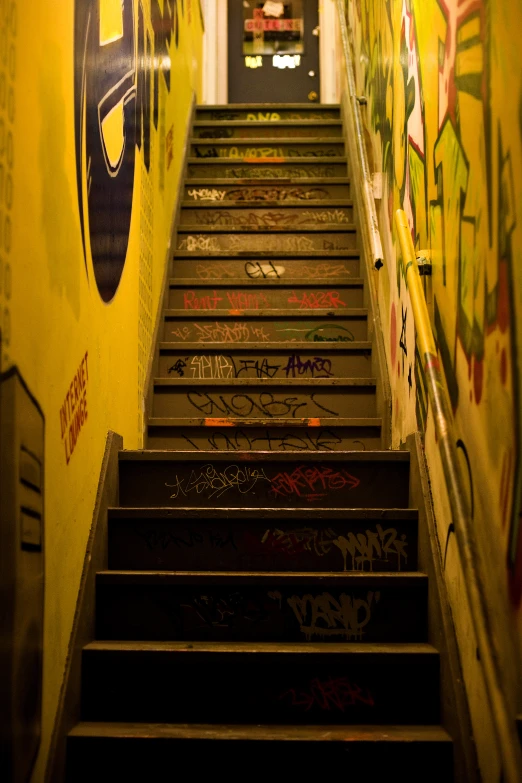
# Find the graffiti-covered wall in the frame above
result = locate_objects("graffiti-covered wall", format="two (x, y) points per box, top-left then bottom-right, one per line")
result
(346, 0), (522, 775)
(0, 1), (203, 779)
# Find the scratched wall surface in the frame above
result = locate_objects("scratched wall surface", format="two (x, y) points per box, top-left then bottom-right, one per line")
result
(0, 2), (203, 780)
(346, 0), (522, 776)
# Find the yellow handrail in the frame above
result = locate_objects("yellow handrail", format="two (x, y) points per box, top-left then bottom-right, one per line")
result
(395, 208), (522, 783)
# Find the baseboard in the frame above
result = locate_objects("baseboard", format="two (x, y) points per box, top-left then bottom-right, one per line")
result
(407, 431), (479, 782)
(142, 93), (197, 445)
(45, 431), (123, 783)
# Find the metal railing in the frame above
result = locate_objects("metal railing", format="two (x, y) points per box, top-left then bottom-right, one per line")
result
(335, 0), (383, 271)
(395, 209), (522, 783)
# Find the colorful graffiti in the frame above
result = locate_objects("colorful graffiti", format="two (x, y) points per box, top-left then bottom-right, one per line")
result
(347, 0), (522, 605)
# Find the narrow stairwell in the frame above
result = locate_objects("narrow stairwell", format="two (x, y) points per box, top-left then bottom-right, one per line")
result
(65, 104), (454, 781)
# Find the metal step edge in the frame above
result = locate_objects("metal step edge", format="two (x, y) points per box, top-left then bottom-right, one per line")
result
(176, 225), (356, 233)
(163, 308), (367, 317)
(180, 200), (353, 208)
(167, 279), (364, 288)
(147, 416), (381, 427)
(68, 722), (451, 742)
(187, 157), (348, 164)
(196, 103), (341, 110)
(158, 342), (372, 351)
(193, 120), (343, 127)
(118, 450), (410, 461)
(96, 570), (427, 585)
(107, 507), (418, 520)
(173, 251), (361, 259)
(83, 640), (437, 656)
(185, 178), (350, 185)
(191, 138), (345, 145)
(152, 378), (377, 387)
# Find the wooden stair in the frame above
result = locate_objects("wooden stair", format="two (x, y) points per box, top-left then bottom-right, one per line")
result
(65, 104), (453, 781)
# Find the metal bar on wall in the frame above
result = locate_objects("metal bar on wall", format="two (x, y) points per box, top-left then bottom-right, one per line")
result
(395, 207), (522, 783)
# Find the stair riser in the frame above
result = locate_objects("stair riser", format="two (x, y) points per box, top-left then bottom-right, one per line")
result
(158, 350), (372, 379)
(183, 183), (351, 201)
(152, 387), (377, 420)
(191, 143), (345, 159)
(187, 162), (348, 178)
(168, 286), (363, 311)
(162, 317), (368, 344)
(118, 457), (409, 509)
(179, 205), (354, 227)
(193, 125), (343, 139)
(96, 582), (427, 643)
(66, 738), (452, 783)
(195, 109), (341, 121)
(81, 653), (439, 724)
(108, 517), (416, 572)
(176, 231), (357, 253)
(147, 425), (382, 451)
(170, 258), (360, 281)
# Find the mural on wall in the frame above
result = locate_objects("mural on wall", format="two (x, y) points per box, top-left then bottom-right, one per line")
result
(347, 0), (522, 607)
(74, 0), (181, 302)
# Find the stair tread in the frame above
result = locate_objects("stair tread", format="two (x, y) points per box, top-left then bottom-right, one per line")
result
(84, 640), (437, 655)
(186, 177), (350, 185)
(193, 120), (343, 126)
(153, 378), (376, 387)
(188, 156), (347, 162)
(177, 225), (355, 232)
(148, 417), (381, 426)
(167, 278), (364, 287)
(158, 341), (372, 350)
(119, 449), (409, 461)
(164, 307), (367, 315)
(107, 507), (418, 519)
(181, 200), (353, 207)
(174, 251), (361, 258)
(97, 570), (426, 585)
(191, 137), (344, 144)
(69, 722), (451, 742)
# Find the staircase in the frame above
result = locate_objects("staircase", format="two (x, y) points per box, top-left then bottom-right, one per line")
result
(65, 104), (453, 781)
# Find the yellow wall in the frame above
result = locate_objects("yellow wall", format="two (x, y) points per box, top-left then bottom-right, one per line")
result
(346, 0), (522, 776)
(0, 1), (203, 779)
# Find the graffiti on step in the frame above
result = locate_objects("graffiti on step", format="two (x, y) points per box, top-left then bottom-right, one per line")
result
(193, 146), (342, 159)
(180, 289), (347, 311)
(195, 263), (238, 279)
(244, 261), (284, 278)
(262, 526), (338, 557)
(168, 354), (334, 380)
(187, 210), (350, 228)
(223, 166), (338, 179)
(178, 234), (353, 253)
(269, 464), (360, 501)
(181, 428), (344, 452)
(287, 590), (379, 640)
(186, 391), (340, 419)
(333, 525), (408, 572)
(225, 186), (331, 201)
(169, 322), (271, 343)
(135, 526), (237, 552)
(165, 463), (271, 500)
(196, 128), (235, 139)
(191, 261), (351, 280)
(287, 290), (347, 310)
(280, 676), (375, 711)
(187, 188), (227, 201)
(180, 591), (271, 629)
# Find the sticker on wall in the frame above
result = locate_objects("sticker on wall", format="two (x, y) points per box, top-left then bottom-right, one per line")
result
(74, 0), (180, 302)
(243, 0), (304, 57)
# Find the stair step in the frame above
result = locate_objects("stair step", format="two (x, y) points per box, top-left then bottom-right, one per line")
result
(176, 230), (357, 254)
(146, 422), (383, 451)
(184, 180), (351, 201)
(167, 282), (364, 311)
(95, 570), (427, 643)
(187, 160), (348, 179)
(118, 450), (410, 509)
(162, 313), (369, 344)
(157, 345), (372, 380)
(193, 120), (344, 139)
(107, 508), (417, 572)
(179, 204), (354, 227)
(66, 723), (453, 782)
(191, 140), (346, 158)
(80, 641), (439, 725)
(170, 258), (360, 280)
(195, 105), (341, 120)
